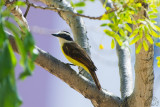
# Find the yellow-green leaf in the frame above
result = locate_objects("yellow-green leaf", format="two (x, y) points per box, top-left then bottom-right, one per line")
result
(143, 40), (149, 51)
(145, 34), (153, 44)
(149, 4), (156, 8)
(115, 34), (122, 46)
(103, 29), (115, 37)
(124, 24), (132, 32)
(136, 43), (142, 54)
(154, 25), (160, 32)
(111, 39), (115, 49)
(99, 44), (104, 49)
(74, 2), (85, 7)
(119, 29), (125, 36)
(100, 23), (107, 27)
(155, 42), (160, 47)
(157, 60), (160, 67)
(149, 15), (157, 19)
(130, 28), (139, 38)
(156, 56), (160, 60)
(152, 8), (158, 13)
(150, 30), (159, 38)
(136, 3), (142, 7)
(129, 35), (141, 45)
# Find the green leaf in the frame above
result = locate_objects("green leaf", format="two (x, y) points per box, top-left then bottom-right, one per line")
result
(77, 10), (83, 14)
(24, 31), (35, 52)
(145, 34), (153, 44)
(119, 29), (125, 36)
(107, 23), (118, 31)
(114, 34), (122, 46)
(100, 23), (107, 27)
(14, 1), (26, 6)
(0, 41), (16, 81)
(130, 28), (139, 38)
(74, 2), (85, 7)
(111, 39), (115, 49)
(70, 1), (75, 7)
(154, 25), (160, 32)
(143, 40), (149, 51)
(155, 42), (160, 47)
(149, 30), (159, 38)
(152, 8), (158, 13)
(149, 15), (157, 19)
(156, 56), (160, 60)
(136, 3), (142, 7)
(0, 75), (22, 107)
(129, 35), (141, 45)
(4, 21), (20, 36)
(103, 29), (115, 37)
(4, 21), (26, 62)
(148, 11), (154, 14)
(0, 21), (7, 47)
(136, 43), (142, 54)
(149, 4), (156, 8)
(124, 23), (132, 32)
(150, 20), (157, 24)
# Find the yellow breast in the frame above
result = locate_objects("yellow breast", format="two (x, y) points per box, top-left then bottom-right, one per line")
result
(61, 46), (90, 73)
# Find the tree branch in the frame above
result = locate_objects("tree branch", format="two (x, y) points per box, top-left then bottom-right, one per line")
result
(5, 2), (29, 30)
(24, 0), (122, 20)
(100, 0), (133, 99)
(8, 33), (121, 107)
(127, 5), (154, 107)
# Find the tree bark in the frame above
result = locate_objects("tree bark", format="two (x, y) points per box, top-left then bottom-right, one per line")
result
(125, 3), (154, 107)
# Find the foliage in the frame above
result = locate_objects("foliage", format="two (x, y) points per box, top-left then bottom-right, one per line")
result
(72, 0), (160, 67)
(0, 1), (38, 107)
(70, 0), (95, 14)
(101, 0), (160, 67)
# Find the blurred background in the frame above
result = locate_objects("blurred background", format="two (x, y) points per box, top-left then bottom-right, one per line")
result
(15, 1), (160, 107)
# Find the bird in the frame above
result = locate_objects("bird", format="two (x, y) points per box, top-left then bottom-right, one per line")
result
(51, 31), (101, 90)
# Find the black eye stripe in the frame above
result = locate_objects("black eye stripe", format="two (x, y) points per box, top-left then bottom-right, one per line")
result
(59, 34), (73, 41)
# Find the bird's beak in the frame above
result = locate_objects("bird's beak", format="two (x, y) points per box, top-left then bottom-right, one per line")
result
(52, 33), (59, 37)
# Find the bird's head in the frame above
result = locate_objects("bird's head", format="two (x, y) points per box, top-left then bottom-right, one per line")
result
(52, 31), (73, 42)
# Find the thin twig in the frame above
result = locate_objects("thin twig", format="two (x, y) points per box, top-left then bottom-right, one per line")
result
(25, 1), (120, 20)
(24, 4), (31, 17)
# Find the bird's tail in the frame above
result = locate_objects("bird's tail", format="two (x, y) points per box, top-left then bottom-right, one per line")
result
(89, 70), (101, 90)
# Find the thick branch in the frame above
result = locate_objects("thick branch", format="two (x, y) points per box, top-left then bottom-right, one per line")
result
(116, 41), (133, 99)
(8, 34), (121, 107)
(127, 6), (154, 107)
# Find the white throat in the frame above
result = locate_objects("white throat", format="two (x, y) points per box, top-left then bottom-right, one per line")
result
(58, 38), (72, 46)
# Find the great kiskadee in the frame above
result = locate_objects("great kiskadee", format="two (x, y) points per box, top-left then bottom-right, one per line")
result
(52, 31), (101, 90)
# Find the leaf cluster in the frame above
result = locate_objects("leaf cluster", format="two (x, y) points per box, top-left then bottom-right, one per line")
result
(0, 1), (38, 107)
(100, 1), (160, 67)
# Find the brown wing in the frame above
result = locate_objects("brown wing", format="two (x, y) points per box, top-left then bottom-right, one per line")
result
(62, 42), (97, 72)
(63, 42), (101, 90)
